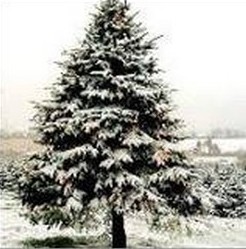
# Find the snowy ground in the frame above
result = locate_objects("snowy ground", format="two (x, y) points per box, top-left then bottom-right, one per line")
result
(1, 190), (246, 248)
(0, 190), (95, 248)
(1, 137), (246, 248)
(192, 155), (238, 165)
(178, 138), (246, 154)
(127, 214), (246, 248)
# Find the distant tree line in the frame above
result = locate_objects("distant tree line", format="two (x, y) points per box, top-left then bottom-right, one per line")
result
(185, 128), (246, 139)
(208, 128), (246, 138)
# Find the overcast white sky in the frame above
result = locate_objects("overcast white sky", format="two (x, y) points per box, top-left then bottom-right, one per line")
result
(1, 0), (246, 133)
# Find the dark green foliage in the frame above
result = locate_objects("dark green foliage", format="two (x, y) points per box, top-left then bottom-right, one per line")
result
(22, 236), (76, 248)
(211, 164), (246, 218)
(0, 157), (22, 193)
(22, 234), (110, 248)
(195, 162), (246, 218)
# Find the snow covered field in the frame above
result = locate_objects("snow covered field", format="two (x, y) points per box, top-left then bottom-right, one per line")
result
(1, 190), (246, 248)
(0, 191), (93, 248)
(1, 138), (246, 248)
(127, 214), (246, 248)
(179, 138), (246, 154)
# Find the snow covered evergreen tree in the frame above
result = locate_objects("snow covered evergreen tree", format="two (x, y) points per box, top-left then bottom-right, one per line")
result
(19, 0), (201, 247)
(209, 164), (246, 218)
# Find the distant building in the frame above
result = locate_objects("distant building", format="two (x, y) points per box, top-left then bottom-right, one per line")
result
(194, 138), (221, 155)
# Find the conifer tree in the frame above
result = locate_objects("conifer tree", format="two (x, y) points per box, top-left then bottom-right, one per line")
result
(19, 0), (201, 247)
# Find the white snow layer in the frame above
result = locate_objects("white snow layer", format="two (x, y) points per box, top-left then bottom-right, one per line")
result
(1, 190), (246, 248)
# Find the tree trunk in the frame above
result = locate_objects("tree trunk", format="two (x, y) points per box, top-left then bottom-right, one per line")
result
(112, 209), (127, 248)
